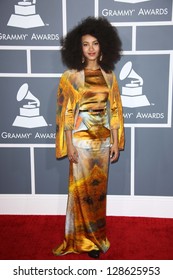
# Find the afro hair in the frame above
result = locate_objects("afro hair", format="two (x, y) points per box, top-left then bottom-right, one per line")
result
(61, 17), (122, 72)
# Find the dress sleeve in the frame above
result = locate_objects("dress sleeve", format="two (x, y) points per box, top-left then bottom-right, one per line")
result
(56, 71), (70, 158)
(109, 73), (121, 130)
(109, 72), (125, 150)
(64, 95), (75, 130)
(56, 71), (78, 158)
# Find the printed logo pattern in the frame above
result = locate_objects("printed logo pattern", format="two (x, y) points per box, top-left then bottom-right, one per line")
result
(7, 0), (45, 29)
(120, 61), (150, 108)
(12, 83), (47, 128)
(100, 0), (172, 22)
(0, 0), (62, 46)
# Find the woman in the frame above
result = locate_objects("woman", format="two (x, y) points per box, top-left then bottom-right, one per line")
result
(53, 17), (124, 258)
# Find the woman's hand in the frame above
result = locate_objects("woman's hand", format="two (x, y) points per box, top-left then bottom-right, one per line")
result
(65, 130), (78, 163)
(110, 129), (119, 163)
(67, 144), (79, 164)
(110, 143), (119, 163)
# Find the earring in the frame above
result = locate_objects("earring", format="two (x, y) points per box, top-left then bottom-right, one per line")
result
(82, 56), (85, 63)
(100, 53), (103, 61)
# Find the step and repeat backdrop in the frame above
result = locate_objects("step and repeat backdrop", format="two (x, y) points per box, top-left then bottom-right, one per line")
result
(0, 0), (173, 217)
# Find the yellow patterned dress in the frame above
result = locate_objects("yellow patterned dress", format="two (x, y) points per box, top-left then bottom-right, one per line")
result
(53, 69), (121, 255)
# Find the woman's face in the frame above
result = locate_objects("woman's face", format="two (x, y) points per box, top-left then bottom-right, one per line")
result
(81, 34), (100, 63)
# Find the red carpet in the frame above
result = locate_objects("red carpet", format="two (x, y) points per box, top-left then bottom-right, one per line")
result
(0, 215), (173, 260)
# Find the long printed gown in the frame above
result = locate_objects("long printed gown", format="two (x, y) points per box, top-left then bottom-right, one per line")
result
(53, 68), (124, 255)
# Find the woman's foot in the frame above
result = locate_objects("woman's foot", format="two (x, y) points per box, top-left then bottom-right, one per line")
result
(88, 250), (100, 258)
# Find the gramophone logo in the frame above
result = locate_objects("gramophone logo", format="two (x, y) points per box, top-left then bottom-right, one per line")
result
(12, 83), (48, 128)
(114, 0), (151, 3)
(7, 0), (45, 29)
(119, 61), (150, 108)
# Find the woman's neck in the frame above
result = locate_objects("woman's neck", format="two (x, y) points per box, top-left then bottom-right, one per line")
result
(85, 61), (100, 70)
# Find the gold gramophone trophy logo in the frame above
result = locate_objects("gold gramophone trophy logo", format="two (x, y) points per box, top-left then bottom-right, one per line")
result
(12, 83), (48, 128)
(120, 61), (150, 108)
(7, 0), (44, 29)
